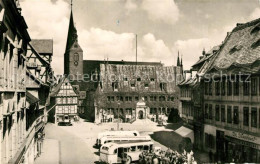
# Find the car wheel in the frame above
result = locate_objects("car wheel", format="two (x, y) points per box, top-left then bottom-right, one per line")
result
(125, 156), (131, 164)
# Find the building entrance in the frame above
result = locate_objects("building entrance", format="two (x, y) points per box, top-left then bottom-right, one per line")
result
(138, 110), (144, 119)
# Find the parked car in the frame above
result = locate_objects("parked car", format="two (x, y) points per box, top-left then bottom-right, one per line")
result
(58, 122), (72, 126)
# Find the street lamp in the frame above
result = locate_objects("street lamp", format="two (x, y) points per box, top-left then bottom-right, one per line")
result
(117, 100), (120, 130)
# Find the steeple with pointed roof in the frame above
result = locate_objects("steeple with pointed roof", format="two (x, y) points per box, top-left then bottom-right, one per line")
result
(64, 1), (83, 78)
(177, 51), (180, 66)
(65, 9), (78, 52)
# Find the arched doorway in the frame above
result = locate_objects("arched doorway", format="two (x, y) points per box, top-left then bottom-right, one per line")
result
(138, 110), (144, 119)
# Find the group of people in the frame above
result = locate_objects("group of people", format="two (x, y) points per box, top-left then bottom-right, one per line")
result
(138, 148), (197, 164)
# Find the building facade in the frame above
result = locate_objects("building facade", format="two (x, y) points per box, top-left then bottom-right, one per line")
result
(201, 18), (260, 163)
(179, 18), (260, 163)
(49, 78), (78, 125)
(63, 7), (184, 123)
(0, 1), (54, 163)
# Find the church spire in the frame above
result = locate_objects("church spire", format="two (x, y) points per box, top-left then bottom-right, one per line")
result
(177, 51), (180, 66)
(65, 0), (78, 52)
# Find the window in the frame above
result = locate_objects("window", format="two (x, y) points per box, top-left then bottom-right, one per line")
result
(110, 96), (114, 101)
(150, 108), (153, 114)
(221, 81), (226, 96)
(116, 96), (123, 101)
(204, 104), (208, 119)
(130, 83), (135, 87)
(251, 107), (257, 128)
(233, 106), (239, 124)
(243, 81), (250, 96)
(125, 96), (132, 102)
(107, 96), (110, 101)
(144, 145), (149, 150)
(251, 78), (257, 95)
(159, 96), (166, 101)
(160, 83), (167, 91)
(144, 83), (149, 88)
(137, 77), (141, 81)
(205, 82), (209, 95)
(215, 105), (220, 121)
(221, 105), (225, 122)
(171, 97), (174, 101)
(209, 81), (212, 95)
(74, 53), (79, 61)
(112, 82), (118, 91)
(130, 146), (136, 152)
(135, 96), (139, 101)
(137, 145), (143, 151)
(227, 106), (232, 123)
(215, 81), (220, 96)
(124, 77), (128, 81)
(227, 79), (232, 96)
(209, 104), (213, 119)
(243, 107), (249, 126)
(144, 96), (148, 101)
(234, 77), (239, 96)
(150, 78), (155, 81)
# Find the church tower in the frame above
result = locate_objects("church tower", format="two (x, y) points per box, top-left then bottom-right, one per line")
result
(64, 3), (83, 80)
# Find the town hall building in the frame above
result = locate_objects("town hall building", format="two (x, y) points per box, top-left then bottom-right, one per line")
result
(63, 7), (184, 123)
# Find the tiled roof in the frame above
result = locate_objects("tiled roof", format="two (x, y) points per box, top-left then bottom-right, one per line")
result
(192, 45), (220, 68)
(30, 39), (53, 54)
(210, 18), (260, 71)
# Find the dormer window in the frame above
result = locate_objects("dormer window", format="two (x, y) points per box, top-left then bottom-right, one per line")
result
(160, 83), (167, 91)
(112, 82), (118, 91)
(251, 39), (260, 49)
(251, 25), (260, 34)
(144, 83), (149, 88)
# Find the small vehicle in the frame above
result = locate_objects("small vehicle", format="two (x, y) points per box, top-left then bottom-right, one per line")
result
(100, 141), (154, 164)
(58, 122), (72, 126)
(96, 130), (140, 146)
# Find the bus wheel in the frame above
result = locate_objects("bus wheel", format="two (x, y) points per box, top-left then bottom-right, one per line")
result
(125, 156), (132, 164)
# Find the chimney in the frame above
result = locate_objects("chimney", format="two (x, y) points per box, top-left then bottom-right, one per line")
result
(202, 48), (206, 56)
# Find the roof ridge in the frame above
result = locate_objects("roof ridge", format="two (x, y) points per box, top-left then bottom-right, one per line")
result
(232, 17), (260, 32)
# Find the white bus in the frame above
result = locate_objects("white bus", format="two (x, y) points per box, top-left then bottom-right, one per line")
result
(100, 141), (154, 164)
(98, 135), (151, 147)
(96, 130), (140, 146)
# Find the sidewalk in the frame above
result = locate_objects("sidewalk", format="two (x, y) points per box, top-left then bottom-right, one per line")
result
(35, 139), (60, 164)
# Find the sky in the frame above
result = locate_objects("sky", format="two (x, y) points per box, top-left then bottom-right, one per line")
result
(20, 0), (260, 75)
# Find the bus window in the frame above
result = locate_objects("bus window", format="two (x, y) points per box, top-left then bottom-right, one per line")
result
(114, 149), (117, 154)
(150, 145), (153, 150)
(137, 145), (143, 151)
(144, 145), (149, 150)
(123, 148), (129, 152)
(130, 146), (136, 152)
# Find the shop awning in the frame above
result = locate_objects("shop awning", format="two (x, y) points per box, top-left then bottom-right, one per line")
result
(175, 126), (194, 143)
